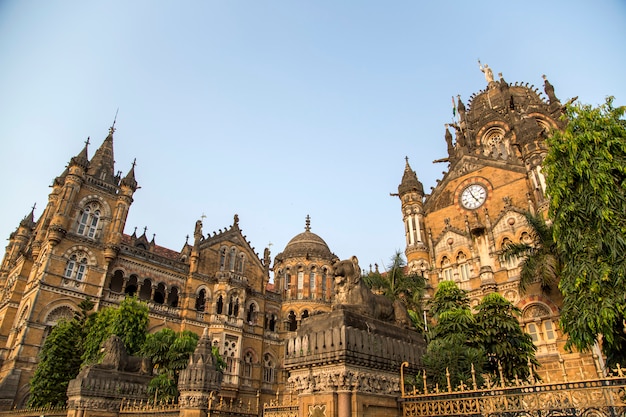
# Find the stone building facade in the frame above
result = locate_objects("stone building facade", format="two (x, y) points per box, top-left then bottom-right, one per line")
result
(0, 126), (338, 409)
(395, 70), (601, 378)
(0, 69), (605, 412)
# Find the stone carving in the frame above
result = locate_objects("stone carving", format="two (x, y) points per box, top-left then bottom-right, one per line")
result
(332, 256), (410, 327)
(289, 368), (399, 395)
(93, 335), (152, 374)
(478, 60), (494, 83)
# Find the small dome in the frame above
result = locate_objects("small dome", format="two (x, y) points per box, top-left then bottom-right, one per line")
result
(278, 216), (333, 260)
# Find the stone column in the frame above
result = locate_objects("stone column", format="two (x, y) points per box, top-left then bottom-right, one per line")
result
(337, 391), (351, 417)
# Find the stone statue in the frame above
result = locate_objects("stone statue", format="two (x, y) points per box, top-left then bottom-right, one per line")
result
(92, 335), (152, 374)
(332, 256), (410, 327)
(478, 60), (494, 83)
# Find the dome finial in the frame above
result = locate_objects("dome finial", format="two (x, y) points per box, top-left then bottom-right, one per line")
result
(305, 215), (311, 232)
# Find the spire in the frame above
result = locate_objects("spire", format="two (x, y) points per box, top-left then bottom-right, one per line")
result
(305, 215), (311, 232)
(398, 157), (424, 196)
(19, 203), (36, 228)
(120, 158), (138, 191)
(87, 126), (115, 184)
(69, 137), (90, 170)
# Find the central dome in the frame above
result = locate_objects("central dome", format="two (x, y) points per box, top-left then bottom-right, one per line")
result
(279, 216), (333, 260)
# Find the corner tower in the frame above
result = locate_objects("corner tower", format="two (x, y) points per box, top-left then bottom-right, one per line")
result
(394, 158), (429, 277)
(0, 125), (138, 408)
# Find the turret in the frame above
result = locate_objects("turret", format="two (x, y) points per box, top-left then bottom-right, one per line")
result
(1, 207), (36, 270)
(105, 160), (139, 262)
(47, 140), (91, 245)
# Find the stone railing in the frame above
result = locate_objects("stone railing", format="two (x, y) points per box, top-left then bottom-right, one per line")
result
(285, 323), (424, 373)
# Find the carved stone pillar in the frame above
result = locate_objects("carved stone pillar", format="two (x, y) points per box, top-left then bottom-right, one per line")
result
(337, 391), (351, 417)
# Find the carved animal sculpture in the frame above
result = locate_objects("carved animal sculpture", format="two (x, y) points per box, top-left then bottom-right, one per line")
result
(333, 256), (410, 327)
(96, 334), (152, 374)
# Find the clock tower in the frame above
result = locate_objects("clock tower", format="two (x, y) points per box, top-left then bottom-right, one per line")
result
(396, 70), (598, 377)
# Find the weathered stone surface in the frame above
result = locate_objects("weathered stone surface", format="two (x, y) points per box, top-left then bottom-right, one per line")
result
(66, 367), (151, 412)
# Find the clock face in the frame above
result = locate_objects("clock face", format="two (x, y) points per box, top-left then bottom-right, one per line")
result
(460, 184), (487, 209)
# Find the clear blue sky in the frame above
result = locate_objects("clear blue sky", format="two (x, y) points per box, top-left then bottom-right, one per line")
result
(1, 1), (625, 276)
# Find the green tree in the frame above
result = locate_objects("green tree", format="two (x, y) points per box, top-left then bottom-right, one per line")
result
(422, 281), (485, 389)
(28, 299), (94, 408)
(475, 293), (538, 382)
(142, 328), (199, 402)
(501, 212), (561, 295)
(544, 97), (626, 367)
(82, 296), (149, 364)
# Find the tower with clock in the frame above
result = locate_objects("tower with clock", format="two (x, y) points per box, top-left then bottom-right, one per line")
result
(396, 70), (599, 376)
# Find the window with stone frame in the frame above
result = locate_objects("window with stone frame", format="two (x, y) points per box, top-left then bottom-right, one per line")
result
(236, 253), (245, 274)
(229, 247), (237, 271)
(523, 304), (558, 353)
(195, 289), (207, 311)
(457, 252), (471, 281)
(309, 269), (316, 299)
(441, 256), (453, 281)
(77, 202), (101, 239)
(321, 269), (328, 300)
(64, 251), (88, 284)
(219, 248), (227, 270)
(223, 335), (239, 378)
(263, 353), (275, 383)
(243, 351), (254, 379)
(297, 268), (304, 300)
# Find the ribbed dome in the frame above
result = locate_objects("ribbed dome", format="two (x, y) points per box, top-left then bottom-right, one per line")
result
(280, 216), (333, 260)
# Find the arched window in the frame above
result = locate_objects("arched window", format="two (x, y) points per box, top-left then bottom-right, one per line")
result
(139, 278), (152, 300)
(302, 310), (309, 320)
(321, 269), (327, 301)
(154, 283), (166, 304)
(125, 275), (138, 296)
(168, 287), (179, 307)
(457, 253), (471, 281)
(267, 314), (277, 332)
(263, 353), (275, 383)
(216, 295), (224, 314)
(77, 202), (101, 239)
(441, 256), (453, 281)
(523, 303), (558, 351)
(109, 270), (124, 292)
(297, 268), (304, 300)
(64, 252), (88, 282)
(219, 248), (227, 270)
(195, 289), (206, 311)
(284, 271), (291, 294)
(309, 270), (316, 298)
(237, 254), (245, 274)
(246, 303), (257, 324)
(287, 310), (297, 331)
(243, 351), (254, 379)
(229, 248), (237, 271)
(500, 237), (519, 269)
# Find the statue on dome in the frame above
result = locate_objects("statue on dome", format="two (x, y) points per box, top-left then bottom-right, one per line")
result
(478, 60), (494, 83)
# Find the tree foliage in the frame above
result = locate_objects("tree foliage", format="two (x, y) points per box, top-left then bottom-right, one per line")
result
(475, 293), (538, 381)
(501, 212), (561, 295)
(422, 281), (485, 389)
(544, 97), (626, 366)
(28, 299), (94, 408)
(142, 329), (199, 403)
(82, 296), (149, 364)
